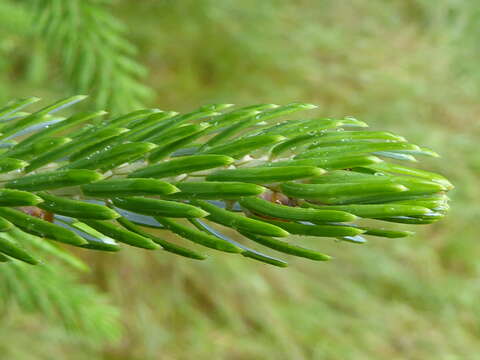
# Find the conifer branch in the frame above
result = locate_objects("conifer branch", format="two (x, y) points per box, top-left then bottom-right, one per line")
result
(0, 96), (453, 268)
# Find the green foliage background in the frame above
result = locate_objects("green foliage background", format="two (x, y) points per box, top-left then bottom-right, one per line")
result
(0, 0), (479, 359)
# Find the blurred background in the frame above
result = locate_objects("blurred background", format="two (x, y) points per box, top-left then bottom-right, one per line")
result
(1, 0), (479, 359)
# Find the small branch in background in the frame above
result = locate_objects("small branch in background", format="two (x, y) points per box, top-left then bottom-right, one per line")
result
(28, 0), (154, 113)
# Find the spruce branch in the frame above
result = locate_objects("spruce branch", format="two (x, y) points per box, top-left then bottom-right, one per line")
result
(0, 96), (453, 267)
